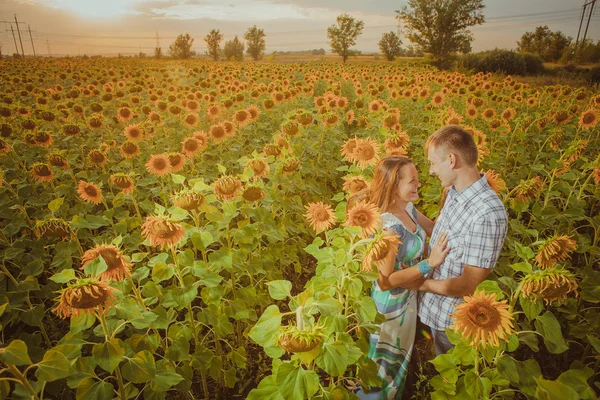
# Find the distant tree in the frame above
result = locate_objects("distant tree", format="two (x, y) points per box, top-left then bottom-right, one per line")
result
(223, 36), (245, 61)
(204, 29), (224, 61)
(154, 47), (163, 59)
(397, 0), (485, 67)
(169, 33), (196, 59)
(327, 13), (364, 63)
(379, 31), (403, 61)
(244, 25), (266, 60)
(561, 39), (600, 64)
(517, 26), (572, 62)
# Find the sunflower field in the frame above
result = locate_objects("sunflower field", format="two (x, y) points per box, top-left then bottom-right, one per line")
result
(0, 58), (598, 400)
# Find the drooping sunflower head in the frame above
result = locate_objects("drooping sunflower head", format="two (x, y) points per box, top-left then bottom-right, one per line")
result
(81, 244), (132, 282)
(277, 325), (323, 354)
(88, 150), (108, 168)
(141, 215), (186, 248)
(242, 186), (266, 202)
(120, 141), (140, 159)
(109, 174), (135, 194)
(362, 234), (401, 272)
(534, 235), (577, 268)
(342, 175), (370, 195)
(344, 200), (381, 237)
(246, 158), (270, 181)
(31, 163), (54, 182)
(304, 202), (337, 232)
(53, 279), (116, 319)
(281, 120), (300, 137)
(282, 158), (301, 175)
(213, 175), (242, 201)
(450, 290), (514, 349)
(33, 131), (53, 147)
(48, 154), (69, 169)
(384, 131), (410, 154)
(167, 152), (186, 173)
(484, 170), (506, 194)
(341, 136), (360, 162)
(512, 176), (544, 203)
(171, 189), (204, 211)
(520, 268), (578, 304)
(34, 218), (71, 239)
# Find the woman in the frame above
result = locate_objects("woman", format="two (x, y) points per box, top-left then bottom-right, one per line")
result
(354, 155), (449, 400)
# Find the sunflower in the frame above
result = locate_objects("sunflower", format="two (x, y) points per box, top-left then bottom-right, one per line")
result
(431, 92), (445, 107)
(34, 218), (71, 239)
(146, 154), (172, 176)
(87, 116), (103, 130)
(520, 268), (578, 304)
(501, 107), (516, 122)
(209, 124), (227, 143)
(214, 175), (242, 201)
(593, 168), (600, 185)
(171, 190), (204, 211)
(117, 107), (133, 123)
(553, 110), (570, 125)
(345, 200), (381, 237)
(247, 105), (260, 121)
(120, 141), (140, 159)
(168, 153), (186, 173)
(482, 108), (496, 120)
(183, 113), (199, 127)
(322, 113), (340, 127)
(88, 150), (108, 168)
(109, 174), (135, 194)
(343, 175), (370, 194)
(34, 131), (53, 147)
(513, 176), (543, 202)
(450, 290), (514, 349)
(341, 136), (360, 162)
(297, 112), (314, 127)
(281, 120), (300, 137)
(282, 158), (301, 175)
(233, 109), (250, 127)
(81, 244), (132, 281)
(362, 234), (401, 272)
(345, 110), (355, 126)
(578, 108), (598, 129)
(305, 202), (337, 232)
(124, 125), (144, 142)
(242, 186), (266, 202)
(368, 100), (381, 113)
(180, 137), (201, 157)
(534, 235), (577, 269)
(31, 163), (54, 182)
(53, 279), (115, 319)
(247, 159), (270, 180)
(141, 216), (186, 248)
(77, 180), (103, 204)
(353, 138), (380, 169)
(384, 132), (410, 154)
(484, 170), (506, 194)
(0, 139), (10, 154)
(263, 143), (282, 157)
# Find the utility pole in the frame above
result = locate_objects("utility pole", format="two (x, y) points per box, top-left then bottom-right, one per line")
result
(10, 25), (18, 56)
(582, 0), (596, 46)
(27, 24), (36, 57)
(14, 14), (25, 57)
(576, 0), (598, 55)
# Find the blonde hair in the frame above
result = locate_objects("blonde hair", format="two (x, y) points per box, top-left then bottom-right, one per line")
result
(425, 125), (478, 166)
(348, 156), (413, 213)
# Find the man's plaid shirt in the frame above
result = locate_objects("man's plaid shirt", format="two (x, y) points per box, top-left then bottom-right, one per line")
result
(418, 174), (508, 331)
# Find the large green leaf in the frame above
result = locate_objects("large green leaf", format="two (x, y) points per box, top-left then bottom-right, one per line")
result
(35, 350), (71, 381)
(247, 375), (285, 400)
(248, 305), (282, 348)
(76, 378), (114, 400)
(276, 362), (319, 400)
(267, 280), (292, 300)
(0, 340), (32, 366)
(152, 361), (184, 391)
(121, 351), (155, 384)
(315, 336), (349, 376)
(556, 366), (596, 399)
(92, 338), (125, 373)
(535, 377), (580, 400)
(535, 311), (569, 354)
(49, 268), (76, 283)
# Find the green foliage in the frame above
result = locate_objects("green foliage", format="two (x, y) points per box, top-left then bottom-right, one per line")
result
(327, 13), (364, 63)
(223, 36), (245, 61)
(244, 25), (266, 61)
(204, 29), (224, 61)
(458, 49), (545, 75)
(397, 0), (485, 66)
(168, 33), (196, 59)
(517, 26), (572, 62)
(378, 31), (403, 61)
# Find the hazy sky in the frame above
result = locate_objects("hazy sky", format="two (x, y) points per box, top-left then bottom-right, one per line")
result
(0, 0), (598, 56)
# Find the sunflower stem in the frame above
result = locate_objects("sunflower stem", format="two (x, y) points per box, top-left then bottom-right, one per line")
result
(7, 365), (39, 400)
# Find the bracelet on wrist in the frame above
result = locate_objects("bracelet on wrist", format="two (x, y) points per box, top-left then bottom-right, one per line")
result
(417, 259), (432, 276)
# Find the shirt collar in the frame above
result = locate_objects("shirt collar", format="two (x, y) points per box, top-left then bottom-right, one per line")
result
(447, 173), (487, 205)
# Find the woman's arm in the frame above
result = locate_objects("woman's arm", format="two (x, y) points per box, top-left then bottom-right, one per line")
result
(416, 210), (434, 237)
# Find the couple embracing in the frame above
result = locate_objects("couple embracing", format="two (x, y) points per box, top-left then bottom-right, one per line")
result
(355, 125), (508, 399)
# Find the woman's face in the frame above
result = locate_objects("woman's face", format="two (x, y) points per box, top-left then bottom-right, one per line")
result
(396, 163), (420, 203)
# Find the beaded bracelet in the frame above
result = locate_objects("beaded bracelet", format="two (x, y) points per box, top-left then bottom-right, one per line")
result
(417, 259), (432, 276)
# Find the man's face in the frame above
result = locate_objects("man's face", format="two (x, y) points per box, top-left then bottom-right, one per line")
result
(427, 145), (452, 187)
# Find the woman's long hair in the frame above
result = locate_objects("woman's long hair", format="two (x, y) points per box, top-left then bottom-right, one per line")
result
(348, 156), (413, 212)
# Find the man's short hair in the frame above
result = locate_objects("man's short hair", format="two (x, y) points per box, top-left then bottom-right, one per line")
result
(425, 125), (478, 166)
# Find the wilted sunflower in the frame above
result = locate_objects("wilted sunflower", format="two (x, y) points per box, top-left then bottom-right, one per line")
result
(384, 132), (410, 154)
(53, 279), (115, 319)
(34, 218), (71, 239)
(281, 120), (300, 137)
(282, 158), (301, 175)
(484, 170), (506, 194)
(450, 290), (514, 349)
(48, 154), (69, 169)
(81, 244), (132, 281)
(345, 200), (381, 237)
(512, 176), (543, 202)
(535, 235), (577, 268)
(109, 174), (135, 194)
(579, 108), (598, 129)
(242, 186), (266, 202)
(146, 154), (172, 176)
(353, 138), (380, 169)
(322, 113), (340, 127)
(520, 268), (578, 304)
(88, 150), (108, 168)
(263, 143), (282, 157)
(77, 180), (103, 204)
(297, 112), (314, 127)
(343, 175), (370, 194)
(34, 131), (53, 147)
(362, 234), (401, 272)
(213, 175), (242, 201)
(120, 141), (140, 159)
(31, 163), (54, 182)
(124, 125), (144, 142)
(171, 189), (204, 211)
(593, 167), (600, 185)
(247, 159), (270, 180)
(167, 153), (186, 173)
(341, 136), (360, 162)
(305, 202), (337, 232)
(141, 215), (186, 248)
(553, 109), (570, 125)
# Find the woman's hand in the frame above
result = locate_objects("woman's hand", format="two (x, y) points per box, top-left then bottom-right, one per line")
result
(428, 232), (450, 268)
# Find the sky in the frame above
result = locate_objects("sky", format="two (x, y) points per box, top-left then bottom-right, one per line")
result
(0, 0), (598, 57)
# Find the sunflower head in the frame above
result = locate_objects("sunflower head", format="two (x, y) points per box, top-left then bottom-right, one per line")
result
(242, 186), (266, 202)
(450, 290), (514, 349)
(146, 154), (172, 176)
(344, 200), (381, 237)
(31, 163), (54, 182)
(35, 218), (71, 239)
(342, 176), (370, 195)
(48, 154), (70, 169)
(512, 176), (543, 203)
(484, 170), (506, 194)
(535, 235), (577, 268)
(167, 152), (186, 172)
(363, 234), (401, 271)
(141, 215), (186, 248)
(124, 125), (144, 142)
(88, 150), (108, 168)
(53, 279), (116, 319)
(81, 244), (132, 282)
(579, 108), (598, 129)
(213, 175), (242, 201)
(282, 158), (301, 175)
(353, 138), (380, 169)
(520, 268), (578, 304)
(171, 189), (205, 211)
(109, 174), (135, 194)
(305, 202), (337, 232)
(77, 180), (103, 205)
(277, 325), (324, 353)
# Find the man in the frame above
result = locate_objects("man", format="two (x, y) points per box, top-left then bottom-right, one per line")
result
(418, 125), (508, 355)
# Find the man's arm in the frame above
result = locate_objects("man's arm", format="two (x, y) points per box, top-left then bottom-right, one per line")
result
(420, 264), (490, 297)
